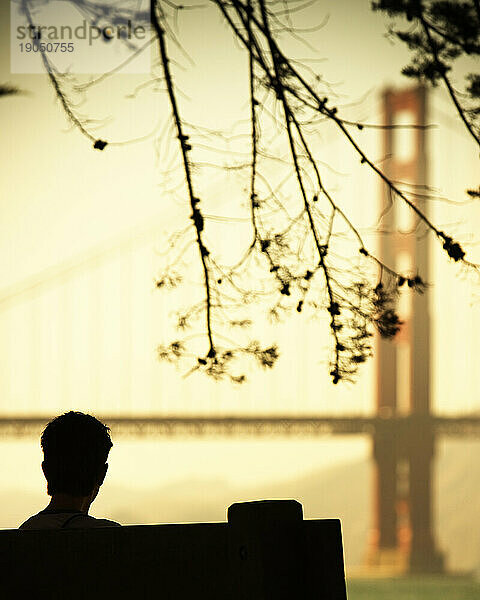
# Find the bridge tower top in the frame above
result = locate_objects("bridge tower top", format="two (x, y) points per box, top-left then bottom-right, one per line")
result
(377, 85), (429, 418)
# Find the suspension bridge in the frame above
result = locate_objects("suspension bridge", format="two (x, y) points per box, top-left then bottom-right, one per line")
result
(1, 86), (479, 575)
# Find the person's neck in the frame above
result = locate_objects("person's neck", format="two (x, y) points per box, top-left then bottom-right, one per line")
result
(47, 492), (92, 514)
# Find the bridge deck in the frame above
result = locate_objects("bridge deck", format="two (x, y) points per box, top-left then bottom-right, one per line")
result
(1, 414), (480, 437)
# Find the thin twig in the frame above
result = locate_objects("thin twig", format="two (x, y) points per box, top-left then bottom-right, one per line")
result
(151, 0), (216, 358)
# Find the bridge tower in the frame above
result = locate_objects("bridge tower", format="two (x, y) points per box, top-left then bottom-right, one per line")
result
(367, 86), (444, 573)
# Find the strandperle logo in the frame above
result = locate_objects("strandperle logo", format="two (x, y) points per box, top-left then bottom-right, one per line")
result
(16, 19), (147, 46)
(11, 0), (151, 74)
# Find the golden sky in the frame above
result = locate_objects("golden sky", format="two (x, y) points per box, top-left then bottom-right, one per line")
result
(0, 0), (479, 514)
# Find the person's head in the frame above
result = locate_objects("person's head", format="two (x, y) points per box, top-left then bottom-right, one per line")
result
(41, 411), (113, 499)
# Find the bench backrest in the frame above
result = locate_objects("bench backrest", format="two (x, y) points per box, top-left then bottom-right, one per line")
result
(0, 499), (347, 599)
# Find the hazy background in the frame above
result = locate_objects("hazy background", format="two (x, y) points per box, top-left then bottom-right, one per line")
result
(1, 0), (479, 575)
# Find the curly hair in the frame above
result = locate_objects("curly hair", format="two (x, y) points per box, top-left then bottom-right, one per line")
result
(41, 411), (113, 497)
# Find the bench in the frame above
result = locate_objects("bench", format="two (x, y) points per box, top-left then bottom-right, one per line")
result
(1, 499), (347, 599)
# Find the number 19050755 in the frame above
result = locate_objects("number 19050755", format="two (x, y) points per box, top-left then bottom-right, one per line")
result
(19, 42), (74, 52)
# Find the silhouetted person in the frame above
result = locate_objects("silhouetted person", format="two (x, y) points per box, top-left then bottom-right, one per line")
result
(19, 411), (121, 529)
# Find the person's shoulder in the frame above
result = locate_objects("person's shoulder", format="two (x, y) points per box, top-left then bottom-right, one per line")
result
(19, 512), (121, 529)
(18, 516), (38, 529)
(18, 511), (59, 529)
(99, 519), (122, 527)
(69, 515), (121, 529)
(90, 517), (121, 527)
